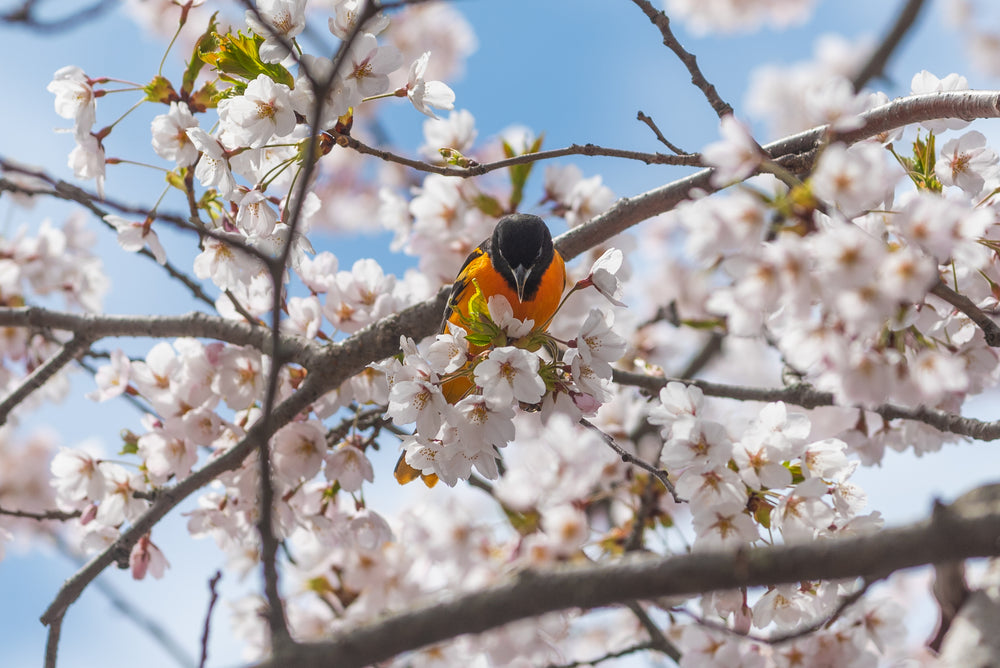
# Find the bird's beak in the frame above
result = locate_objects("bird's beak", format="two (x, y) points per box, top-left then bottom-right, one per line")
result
(514, 264), (529, 302)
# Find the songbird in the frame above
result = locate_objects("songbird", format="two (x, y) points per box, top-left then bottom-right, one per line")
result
(394, 213), (567, 486)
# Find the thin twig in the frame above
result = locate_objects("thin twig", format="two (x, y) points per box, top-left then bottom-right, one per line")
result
(545, 641), (656, 668)
(0, 0), (115, 32)
(676, 577), (874, 645)
(852, 0), (928, 90)
(579, 417), (681, 503)
(199, 571), (223, 668)
(0, 173), (220, 312)
(612, 369), (1000, 442)
(931, 280), (1000, 347)
(242, 0), (392, 648)
(0, 306), (319, 363)
(636, 111), (689, 155)
(325, 405), (392, 448)
(629, 0), (733, 119)
(0, 334), (92, 426)
(0, 505), (81, 521)
(327, 130), (700, 176)
(676, 331), (724, 380)
(626, 601), (682, 661)
(44, 615), (61, 668)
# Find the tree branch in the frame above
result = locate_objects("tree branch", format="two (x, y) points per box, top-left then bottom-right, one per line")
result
(327, 131), (700, 175)
(556, 91), (1000, 261)
(198, 571), (222, 668)
(580, 417), (680, 502)
(629, 0), (734, 118)
(546, 641), (657, 668)
(852, 0), (928, 91)
(0, 505), (81, 521)
(625, 601), (681, 661)
(38, 367), (330, 631)
(0, 307), (319, 364)
(0, 0), (115, 32)
(931, 279), (1000, 346)
(0, 334), (91, 426)
(253, 484), (1000, 668)
(613, 369), (1000, 441)
(636, 110), (689, 155)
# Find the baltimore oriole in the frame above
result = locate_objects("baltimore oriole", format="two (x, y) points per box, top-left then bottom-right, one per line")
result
(395, 213), (568, 486)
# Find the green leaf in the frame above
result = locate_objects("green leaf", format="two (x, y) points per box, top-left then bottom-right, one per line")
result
(200, 30), (294, 89)
(182, 11), (219, 95)
(464, 333), (495, 347)
(504, 133), (544, 210)
(752, 499), (773, 529)
(473, 193), (505, 218)
(678, 317), (726, 330)
(143, 75), (178, 104)
(502, 506), (541, 536)
(893, 132), (942, 192)
(467, 278), (489, 320)
(784, 462), (805, 485)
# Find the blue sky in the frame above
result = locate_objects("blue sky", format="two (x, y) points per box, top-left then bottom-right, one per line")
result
(1, 1), (999, 666)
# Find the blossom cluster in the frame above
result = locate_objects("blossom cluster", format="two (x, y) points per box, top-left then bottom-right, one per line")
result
(382, 286), (627, 487)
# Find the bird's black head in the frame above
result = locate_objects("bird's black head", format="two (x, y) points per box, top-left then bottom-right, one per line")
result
(491, 214), (555, 302)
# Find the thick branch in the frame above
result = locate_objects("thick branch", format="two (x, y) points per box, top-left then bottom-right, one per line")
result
(254, 486), (1000, 668)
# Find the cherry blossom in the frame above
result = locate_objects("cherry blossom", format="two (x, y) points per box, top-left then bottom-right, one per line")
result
(186, 128), (237, 196)
(218, 74), (296, 148)
(130, 533), (169, 580)
(400, 52), (456, 118)
(702, 115), (763, 186)
(935, 130), (1000, 195)
(95, 463), (149, 527)
(583, 248), (627, 307)
(235, 189), (280, 237)
(86, 348), (131, 401)
(344, 32), (403, 100)
(245, 0), (306, 64)
(910, 70), (970, 132)
(325, 441), (374, 492)
(50, 445), (106, 508)
(150, 101), (199, 167)
(47, 65), (96, 135)
(474, 346), (546, 409)
(104, 214), (167, 264)
(67, 132), (106, 198)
